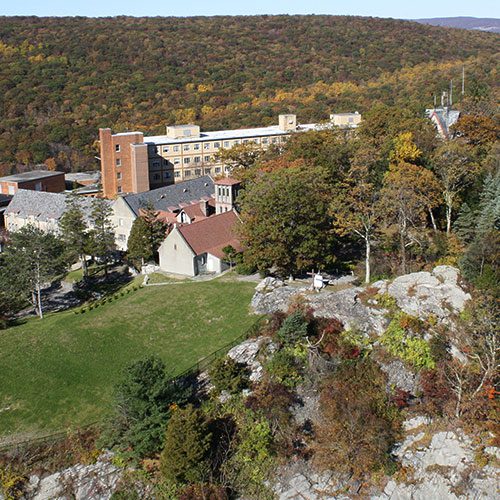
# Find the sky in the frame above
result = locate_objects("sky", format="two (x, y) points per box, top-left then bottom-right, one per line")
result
(0, 0), (498, 19)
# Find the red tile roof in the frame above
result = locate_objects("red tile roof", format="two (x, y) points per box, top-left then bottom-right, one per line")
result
(178, 210), (241, 258)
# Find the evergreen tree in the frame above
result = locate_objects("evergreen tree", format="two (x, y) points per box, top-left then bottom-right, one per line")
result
(59, 195), (90, 277)
(87, 198), (116, 277)
(103, 356), (190, 458)
(0, 225), (66, 318)
(127, 206), (168, 268)
(160, 405), (212, 486)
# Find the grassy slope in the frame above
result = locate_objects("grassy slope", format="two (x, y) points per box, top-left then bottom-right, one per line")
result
(0, 278), (257, 439)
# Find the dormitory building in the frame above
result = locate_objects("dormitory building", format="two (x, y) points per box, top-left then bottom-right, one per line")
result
(99, 113), (361, 198)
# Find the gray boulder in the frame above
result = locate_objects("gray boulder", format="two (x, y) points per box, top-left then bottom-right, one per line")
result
(374, 265), (470, 321)
(227, 336), (273, 382)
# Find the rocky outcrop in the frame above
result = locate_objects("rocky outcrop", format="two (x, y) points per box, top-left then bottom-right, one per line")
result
(252, 284), (388, 335)
(251, 267), (470, 336)
(227, 336), (276, 382)
(374, 421), (499, 500)
(379, 360), (421, 395)
(373, 265), (471, 322)
(24, 452), (122, 500)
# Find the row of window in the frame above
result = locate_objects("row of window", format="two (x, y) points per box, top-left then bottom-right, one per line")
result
(150, 155), (214, 168)
(157, 135), (281, 154)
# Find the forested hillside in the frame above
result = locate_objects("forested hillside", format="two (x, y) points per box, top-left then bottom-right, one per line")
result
(0, 15), (498, 172)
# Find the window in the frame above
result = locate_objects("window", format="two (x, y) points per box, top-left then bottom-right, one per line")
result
(348, 117), (354, 123)
(194, 156), (201, 163)
(271, 137), (278, 144)
(117, 172), (122, 180)
(174, 171), (181, 178)
(194, 169), (201, 176)
(163, 146), (169, 153)
(115, 144), (120, 152)
(174, 244), (177, 250)
(184, 157), (191, 164)
(164, 171), (171, 178)
(204, 143), (211, 150)
(116, 158), (121, 166)
(152, 160), (160, 167)
(118, 218), (124, 226)
(225, 166), (230, 172)
(215, 167), (221, 174)
(184, 170), (191, 177)
(174, 158), (181, 165)
(204, 168), (211, 175)
(243, 139), (249, 144)
(214, 142), (220, 149)
(118, 234), (126, 241)
(117, 186), (122, 193)
(153, 173), (160, 181)
(173, 145), (180, 152)
(223, 141), (230, 148)
(262, 137), (269, 144)
(193, 143), (200, 150)
(8, 185), (15, 195)
(204, 155), (210, 163)
(233, 140), (240, 145)
(253, 138), (260, 144)
(183, 144), (190, 151)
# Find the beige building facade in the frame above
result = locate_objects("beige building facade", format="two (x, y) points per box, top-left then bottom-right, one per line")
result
(99, 113), (361, 199)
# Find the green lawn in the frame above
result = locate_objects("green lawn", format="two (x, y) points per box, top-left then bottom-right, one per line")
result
(0, 278), (257, 440)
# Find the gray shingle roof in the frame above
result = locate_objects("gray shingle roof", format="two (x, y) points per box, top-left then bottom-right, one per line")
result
(5, 190), (108, 223)
(122, 176), (215, 216)
(0, 170), (64, 182)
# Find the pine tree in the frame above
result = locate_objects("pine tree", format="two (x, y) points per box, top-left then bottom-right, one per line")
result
(59, 195), (90, 277)
(160, 405), (212, 485)
(87, 198), (116, 277)
(1, 225), (66, 318)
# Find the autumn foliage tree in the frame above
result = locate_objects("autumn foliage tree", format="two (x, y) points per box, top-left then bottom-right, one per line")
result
(379, 133), (441, 272)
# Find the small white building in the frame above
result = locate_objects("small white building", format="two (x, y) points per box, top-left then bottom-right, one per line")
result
(158, 210), (241, 277)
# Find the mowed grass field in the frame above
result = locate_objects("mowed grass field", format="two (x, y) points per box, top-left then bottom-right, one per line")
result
(0, 278), (257, 440)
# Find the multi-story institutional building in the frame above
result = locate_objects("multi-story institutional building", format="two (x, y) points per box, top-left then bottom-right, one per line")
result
(99, 113), (361, 198)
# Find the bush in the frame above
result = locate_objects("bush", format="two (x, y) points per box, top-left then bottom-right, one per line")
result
(276, 311), (308, 346)
(100, 356), (191, 459)
(160, 405), (211, 486)
(265, 348), (304, 388)
(381, 313), (435, 369)
(314, 359), (401, 480)
(235, 262), (257, 275)
(209, 357), (249, 395)
(178, 483), (228, 500)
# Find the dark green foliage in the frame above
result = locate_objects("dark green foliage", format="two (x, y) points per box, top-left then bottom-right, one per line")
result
(0, 225), (66, 318)
(209, 357), (249, 395)
(127, 208), (169, 268)
(102, 356), (190, 458)
(160, 405), (212, 486)
(59, 195), (90, 277)
(87, 198), (116, 276)
(276, 311), (309, 345)
(265, 348), (305, 388)
(239, 165), (335, 275)
(456, 170), (500, 294)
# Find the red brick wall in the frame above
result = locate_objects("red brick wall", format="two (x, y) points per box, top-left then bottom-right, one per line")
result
(0, 172), (65, 195)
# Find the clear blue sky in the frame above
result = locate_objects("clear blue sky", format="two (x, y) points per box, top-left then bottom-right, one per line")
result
(1, 1), (498, 19)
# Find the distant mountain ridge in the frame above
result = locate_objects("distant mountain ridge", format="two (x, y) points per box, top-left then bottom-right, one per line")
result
(415, 17), (500, 33)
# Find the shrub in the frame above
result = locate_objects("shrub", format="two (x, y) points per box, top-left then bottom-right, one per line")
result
(209, 356), (249, 395)
(0, 467), (26, 500)
(160, 405), (212, 486)
(235, 262), (257, 275)
(276, 311), (308, 346)
(100, 356), (191, 459)
(314, 359), (401, 480)
(178, 483), (228, 500)
(265, 348), (304, 388)
(381, 313), (435, 369)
